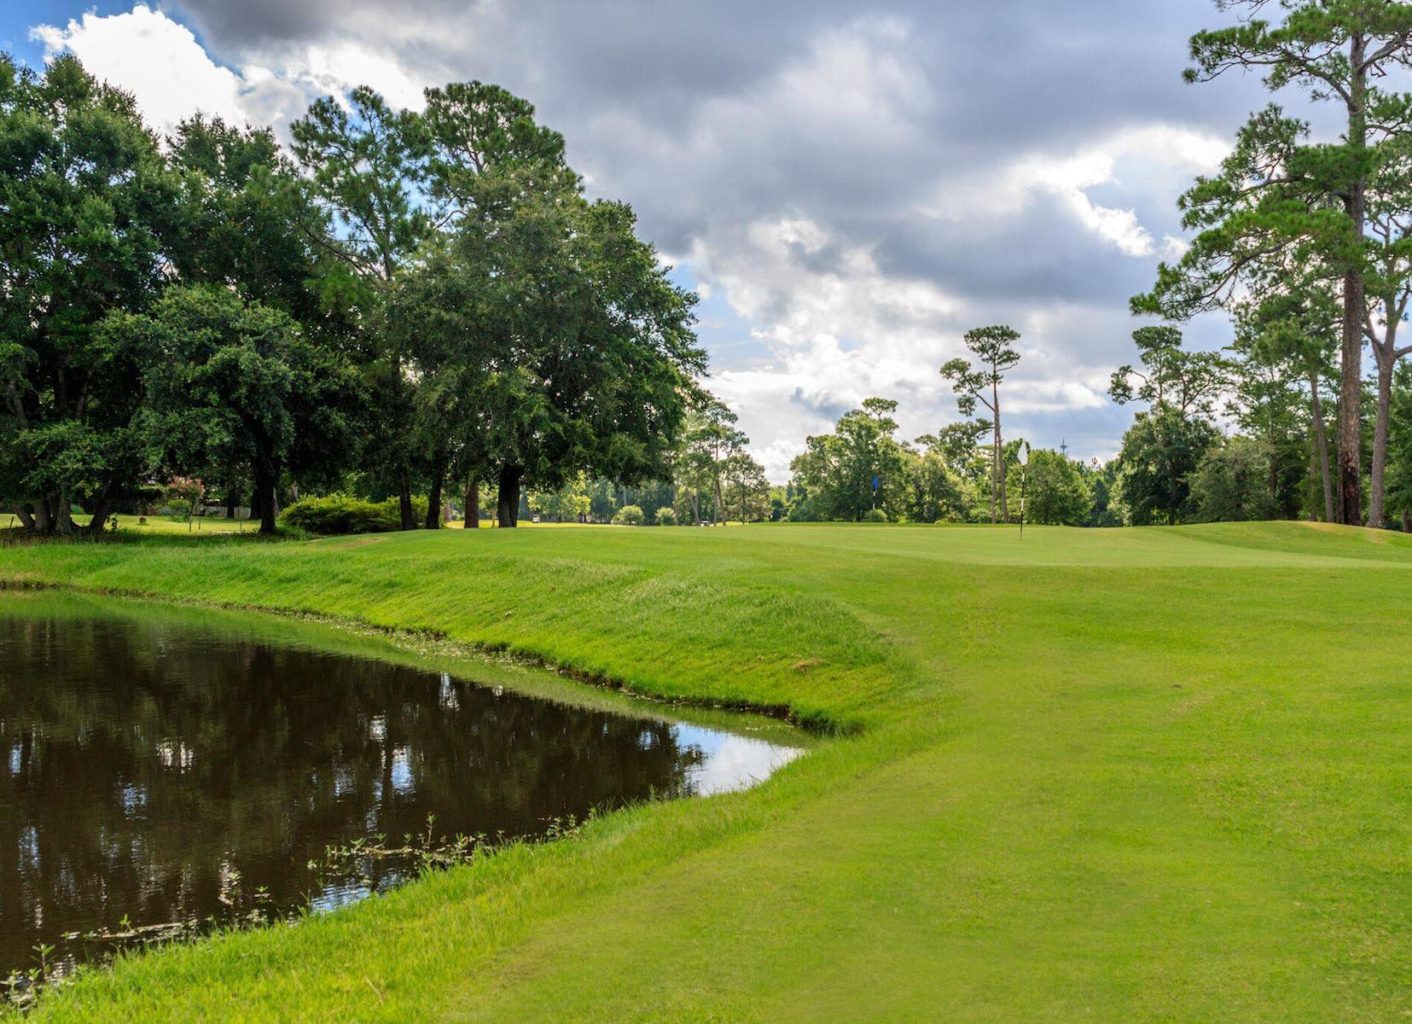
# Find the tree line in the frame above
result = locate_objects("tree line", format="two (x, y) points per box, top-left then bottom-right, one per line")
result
(791, 1), (1412, 530)
(0, 54), (713, 535)
(785, 309), (1412, 529)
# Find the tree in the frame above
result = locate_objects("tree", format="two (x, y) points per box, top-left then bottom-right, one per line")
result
(941, 326), (1021, 522)
(1234, 285), (1340, 521)
(529, 473), (592, 523)
(1024, 449), (1092, 526)
(119, 286), (361, 534)
(291, 87), (432, 529)
(0, 55), (177, 534)
(1384, 361), (1412, 529)
(789, 398), (909, 521)
(612, 504), (645, 526)
(1142, 3), (1412, 524)
(1188, 437), (1283, 523)
(901, 447), (969, 524)
(1109, 326), (1229, 420)
(168, 115), (355, 518)
(403, 167), (703, 526)
(675, 398), (748, 525)
(1115, 406), (1220, 526)
(406, 82), (572, 528)
(722, 450), (770, 524)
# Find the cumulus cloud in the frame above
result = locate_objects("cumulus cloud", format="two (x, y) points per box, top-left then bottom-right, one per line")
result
(26, 0), (1264, 478)
(32, 5), (253, 135)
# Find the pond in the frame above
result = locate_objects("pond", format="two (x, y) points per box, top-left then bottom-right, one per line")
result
(0, 595), (805, 985)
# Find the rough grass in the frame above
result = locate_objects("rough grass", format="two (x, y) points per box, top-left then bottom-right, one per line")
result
(5, 521), (1412, 1022)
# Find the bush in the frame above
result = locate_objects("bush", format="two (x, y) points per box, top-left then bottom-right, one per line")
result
(279, 493), (429, 535)
(655, 506), (677, 526)
(862, 508), (889, 523)
(612, 504), (645, 526)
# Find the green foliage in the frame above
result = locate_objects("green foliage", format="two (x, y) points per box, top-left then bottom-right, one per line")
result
(941, 325), (1022, 521)
(901, 449), (969, 524)
(611, 504), (645, 526)
(1109, 325), (1229, 419)
(1116, 407), (1220, 526)
(1188, 437), (1283, 524)
(279, 493), (428, 535)
(0, 53), (178, 533)
(654, 506), (678, 526)
(114, 285), (363, 534)
(790, 398), (907, 522)
(1023, 450), (1092, 527)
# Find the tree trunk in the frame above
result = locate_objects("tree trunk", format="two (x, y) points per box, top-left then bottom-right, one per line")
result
(52, 487), (73, 535)
(1309, 371), (1334, 523)
(692, 490), (701, 526)
(225, 488), (238, 519)
(253, 462), (278, 535)
(16, 506), (35, 531)
(398, 468), (416, 531)
(1337, 37), (1367, 526)
(497, 464), (523, 528)
(1370, 351), (1393, 528)
(465, 477), (479, 531)
(993, 379), (1006, 523)
(81, 489), (112, 537)
(425, 452), (446, 530)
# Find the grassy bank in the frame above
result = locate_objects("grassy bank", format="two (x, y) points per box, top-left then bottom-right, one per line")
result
(5, 522), (1412, 1021)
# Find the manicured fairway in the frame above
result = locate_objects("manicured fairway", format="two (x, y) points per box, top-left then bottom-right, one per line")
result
(5, 522), (1412, 1022)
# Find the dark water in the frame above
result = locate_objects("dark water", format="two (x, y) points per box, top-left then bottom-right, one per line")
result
(0, 608), (802, 982)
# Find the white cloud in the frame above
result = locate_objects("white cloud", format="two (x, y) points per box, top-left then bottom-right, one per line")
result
(925, 124), (1228, 257)
(32, 5), (251, 135)
(30, 4), (431, 139)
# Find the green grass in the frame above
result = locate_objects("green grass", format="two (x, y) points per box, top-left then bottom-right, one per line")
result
(5, 521), (1412, 1021)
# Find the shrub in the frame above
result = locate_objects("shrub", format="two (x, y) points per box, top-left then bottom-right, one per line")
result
(862, 508), (889, 523)
(655, 506), (677, 526)
(612, 504), (645, 526)
(279, 493), (429, 535)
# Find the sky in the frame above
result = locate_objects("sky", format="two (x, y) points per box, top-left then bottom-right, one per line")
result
(4, 1), (1277, 481)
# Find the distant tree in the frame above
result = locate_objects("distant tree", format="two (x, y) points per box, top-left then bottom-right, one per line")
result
(1383, 361), (1412, 530)
(1024, 450), (1092, 526)
(941, 326), (1021, 522)
(676, 398), (748, 525)
(1188, 438), (1283, 524)
(723, 450), (770, 524)
(1084, 459), (1125, 528)
(1234, 285), (1339, 522)
(529, 472), (592, 523)
(1115, 407), (1220, 526)
(612, 504), (645, 526)
(1109, 326), (1229, 420)
(790, 398), (908, 521)
(902, 446), (969, 524)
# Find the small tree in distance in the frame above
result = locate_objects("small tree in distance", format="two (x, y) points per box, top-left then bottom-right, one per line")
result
(941, 326), (1022, 523)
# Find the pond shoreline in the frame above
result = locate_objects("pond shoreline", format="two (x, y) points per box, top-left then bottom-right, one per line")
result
(0, 577), (845, 736)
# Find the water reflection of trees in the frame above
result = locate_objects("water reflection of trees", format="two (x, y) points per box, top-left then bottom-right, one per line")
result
(0, 616), (701, 977)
